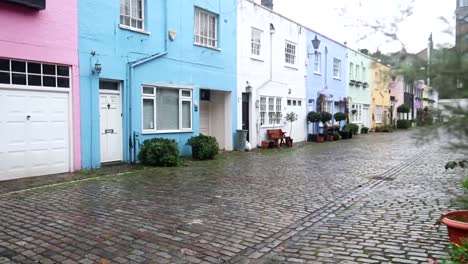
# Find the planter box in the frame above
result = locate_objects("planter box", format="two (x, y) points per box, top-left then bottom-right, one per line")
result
(261, 140), (271, 149)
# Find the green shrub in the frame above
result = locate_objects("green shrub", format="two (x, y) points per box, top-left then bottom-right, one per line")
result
(361, 127), (369, 133)
(319, 111), (333, 124)
(307, 111), (321, 123)
(138, 138), (180, 167)
(333, 133), (341, 141)
(333, 112), (346, 123)
(397, 120), (412, 129)
(344, 123), (359, 135)
(186, 134), (219, 160)
(397, 104), (411, 114)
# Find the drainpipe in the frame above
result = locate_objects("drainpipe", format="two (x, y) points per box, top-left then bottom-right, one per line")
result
(126, 0), (169, 163)
(253, 24), (275, 145)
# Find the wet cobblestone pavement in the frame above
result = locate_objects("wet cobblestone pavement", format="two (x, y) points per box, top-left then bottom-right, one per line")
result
(0, 131), (465, 263)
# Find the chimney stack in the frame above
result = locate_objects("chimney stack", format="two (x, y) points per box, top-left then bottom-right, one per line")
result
(261, 0), (273, 10)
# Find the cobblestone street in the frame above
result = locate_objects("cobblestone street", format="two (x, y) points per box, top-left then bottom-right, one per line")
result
(0, 131), (465, 264)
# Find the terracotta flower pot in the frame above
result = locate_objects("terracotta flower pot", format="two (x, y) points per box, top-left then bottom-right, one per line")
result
(326, 135), (334, 141)
(316, 136), (324, 142)
(441, 210), (468, 245)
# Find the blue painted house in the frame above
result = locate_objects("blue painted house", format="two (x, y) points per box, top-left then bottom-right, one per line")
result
(79, 0), (237, 168)
(306, 30), (348, 131)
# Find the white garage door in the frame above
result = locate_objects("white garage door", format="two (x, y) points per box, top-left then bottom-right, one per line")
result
(0, 89), (70, 181)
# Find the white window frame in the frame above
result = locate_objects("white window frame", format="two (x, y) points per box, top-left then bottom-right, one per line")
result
(461, 0), (468, 7)
(0, 58), (71, 89)
(251, 28), (263, 58)
(349, 62), (354, 80)
(362, 67), (366, 82)
(194, 7), (218, 49)
(351, 104), (363, 123)
(260, 96), (282, 126)
(324, 101), (334, 114)
(314, 52), (321, 74)
(355, 65), (360, 80)
(141, 86), (193, 134)
(333, 58), (341, 79)
(120, 0), (145, 31)
(285, 41), (296, 65)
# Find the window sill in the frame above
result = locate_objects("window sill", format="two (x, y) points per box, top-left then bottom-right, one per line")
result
(284, 64), (298, 70)
(314, 72), (321, 76)
(250, 56), (264, 62)
(142, 130), (193, 135)
(333, 77), (341, 80)
(119, 24), (151, 35)
(193, 43), (221, 51)
(260, 125), (284, 129)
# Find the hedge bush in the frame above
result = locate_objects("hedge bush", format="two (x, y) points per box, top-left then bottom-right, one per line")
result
(344, 123), (359, 135)
(186, 134), (219, 160)
(361, 127), (369, 134)
(397, 104), (411, 114)
(397, 120), (412, 129)
(138, 138), (180, 167)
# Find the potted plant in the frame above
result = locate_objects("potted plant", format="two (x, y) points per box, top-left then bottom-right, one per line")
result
(319, 111), (333, 142)
(186, 134), (219, 160)
(361, 127), (369, 134)
(334, 112), (346, 129)
(285, 112), (298, 138)
(439, 160), (468, 245)
(339, 127), (352, 139)
(349, 80), (356, 86)
(307, 111), (321, 142)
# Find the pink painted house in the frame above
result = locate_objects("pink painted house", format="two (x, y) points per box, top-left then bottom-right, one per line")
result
(0, 0), (80, 181)
(389, 76), (405, 124)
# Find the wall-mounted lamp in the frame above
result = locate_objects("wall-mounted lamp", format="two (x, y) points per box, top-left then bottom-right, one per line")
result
(312, 35), (321, 50)
(270, 23), (276, 34)
(246, 81), (253, 93)
(93, 61), (102, 75)
(307, 35), (321, 57)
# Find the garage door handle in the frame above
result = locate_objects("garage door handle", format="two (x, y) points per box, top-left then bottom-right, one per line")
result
(26, 115), (31, 120)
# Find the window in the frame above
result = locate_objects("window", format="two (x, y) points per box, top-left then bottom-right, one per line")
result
(287, 99), (292, 106)
(0, 58), (70, 88)
(376, 106), (383, 123)
(251, 28), (262, 57)
(355, 65), (360, 80)
(324, 101), (333, 113)
(285, 42), (296, 65)
(120, 0), (144, 30)
(349, 63), (354, 80)
(362, 67), (366, 81)
(260, 96), (282, 125)
(333, 59), (341, 79)
(460, 0), (468, 7)
(194, 8), (218, 48)
(142, 87), (192, 132)
(298, 100), (302, 106)
(314, 52), (321, 74)
(351, 104), (363, 123)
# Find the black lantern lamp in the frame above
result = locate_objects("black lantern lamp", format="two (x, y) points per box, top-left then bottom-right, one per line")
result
(312, 35), (321, 50)
(93, 61), (102, 75)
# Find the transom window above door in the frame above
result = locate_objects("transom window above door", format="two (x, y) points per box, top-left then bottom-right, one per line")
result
(142, 86), (192, 133)
(120, 0), (144, 30)
(0, 58), (70, 88)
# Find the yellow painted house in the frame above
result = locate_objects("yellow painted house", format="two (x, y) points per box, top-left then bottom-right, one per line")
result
(370, 61), (391, 129)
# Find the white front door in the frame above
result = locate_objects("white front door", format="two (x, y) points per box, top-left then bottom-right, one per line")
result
(0, 89), (70, 180)
(199, 101), (210, 135)
(362, 105), (370, 128)
(99, 90), (123, 163)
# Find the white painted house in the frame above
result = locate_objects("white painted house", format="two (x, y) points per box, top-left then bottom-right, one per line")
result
(237, 0), (307, 147)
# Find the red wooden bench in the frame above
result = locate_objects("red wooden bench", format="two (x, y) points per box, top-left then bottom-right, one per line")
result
(267, 129), (292, 148)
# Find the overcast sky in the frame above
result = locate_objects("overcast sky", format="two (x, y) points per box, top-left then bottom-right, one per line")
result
(274, 0), (456, 54)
